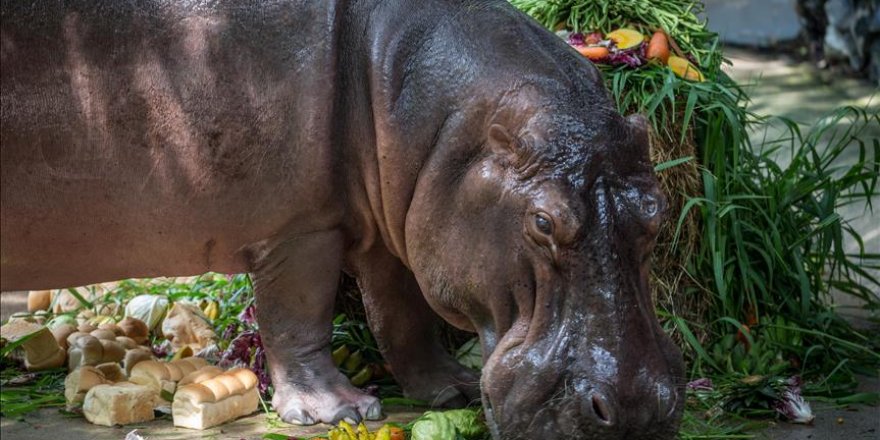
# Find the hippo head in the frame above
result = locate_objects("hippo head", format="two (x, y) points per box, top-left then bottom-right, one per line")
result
(405, 86), (685, 439)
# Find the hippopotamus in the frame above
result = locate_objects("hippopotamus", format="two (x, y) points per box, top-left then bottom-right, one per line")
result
(1, 1), (684, 438)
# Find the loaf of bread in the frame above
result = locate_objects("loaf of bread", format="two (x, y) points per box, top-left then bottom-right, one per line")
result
(0, 321), (66, 371)
(64, 366), (109, 408)
(172, 367), (259, 430)
(177, 365), (224, 387)
(129, 357), (207, 397)
(83, 382), (156, 426)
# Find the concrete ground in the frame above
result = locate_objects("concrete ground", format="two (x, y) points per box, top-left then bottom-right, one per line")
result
(703, 0), (802, 47)
(0, 405), (424, 440)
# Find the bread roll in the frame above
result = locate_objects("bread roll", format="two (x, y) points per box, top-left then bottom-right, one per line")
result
(51, 324), (78, 351)
(99, 339), (126, 363)
(68, 335), (104, 369)
(98, 323), (125, 337)
(123, 347), (155, 376)
(172, 368), (259, 430)
(83, 383), (156, 426)
(67, 331), (132, 370)
(117, 317), (150, 345)
(27, 290), (52, 312)
(77, 321), (97, 333)
(115, 336), (138, 350)
(90, 328), (117, 341)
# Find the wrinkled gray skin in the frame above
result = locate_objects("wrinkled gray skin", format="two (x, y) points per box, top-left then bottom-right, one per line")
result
(0, 1), (684, 438)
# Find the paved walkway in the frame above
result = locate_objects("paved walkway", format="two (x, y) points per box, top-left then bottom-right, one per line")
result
(703, 0), (802, 47)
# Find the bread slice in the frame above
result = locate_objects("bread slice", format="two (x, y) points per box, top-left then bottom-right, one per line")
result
(172, 367), (259, 430)
(83, 382), (156, 426)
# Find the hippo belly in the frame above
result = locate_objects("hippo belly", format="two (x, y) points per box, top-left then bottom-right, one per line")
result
(1, 1), (343, 290)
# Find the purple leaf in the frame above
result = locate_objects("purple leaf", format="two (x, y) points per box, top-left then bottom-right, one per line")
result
(238, 304), (257, 327)
(686, 378), (714, 391)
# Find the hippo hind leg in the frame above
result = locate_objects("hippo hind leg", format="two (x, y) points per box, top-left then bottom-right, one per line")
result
(354, 245), (480, 407)
(251, 230), (381, 425)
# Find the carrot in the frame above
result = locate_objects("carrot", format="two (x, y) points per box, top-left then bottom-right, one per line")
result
(646, 31), (670, 64)
(575, 45), (609, 60)
(390, 427), (406, 440)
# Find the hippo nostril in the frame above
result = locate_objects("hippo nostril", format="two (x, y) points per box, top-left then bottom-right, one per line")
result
(590, 392), (614, 426)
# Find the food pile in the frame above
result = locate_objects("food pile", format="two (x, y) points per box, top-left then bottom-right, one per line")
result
(559, 27), (704, 81)
(302, 409), (487, 440)
(0, 288), (260, 430)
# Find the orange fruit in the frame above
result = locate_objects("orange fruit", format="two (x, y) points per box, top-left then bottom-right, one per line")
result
(668, 56), (704, 81)
(606, 28), (645, 50)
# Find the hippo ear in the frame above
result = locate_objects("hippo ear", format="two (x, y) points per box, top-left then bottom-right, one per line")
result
(487, 124), (517, 158)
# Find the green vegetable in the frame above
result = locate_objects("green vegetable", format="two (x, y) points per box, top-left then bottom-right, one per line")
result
(350, 366), (372, 386)
(411, 409), (487, 440)
(343, 350), (363, 371)
(412, 411), (459, 440)
(332, 345), (350, 367)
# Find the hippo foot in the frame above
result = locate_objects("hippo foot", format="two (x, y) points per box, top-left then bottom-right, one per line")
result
(399, 358), (481, 408)
(272, 382), (382, 425)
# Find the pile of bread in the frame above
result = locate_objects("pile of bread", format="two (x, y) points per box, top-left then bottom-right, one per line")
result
(1, 309), (257, 430)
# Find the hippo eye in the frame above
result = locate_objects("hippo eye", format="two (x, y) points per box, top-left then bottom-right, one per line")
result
(535, 213), (554, 235)
(641, 196), (659, 217)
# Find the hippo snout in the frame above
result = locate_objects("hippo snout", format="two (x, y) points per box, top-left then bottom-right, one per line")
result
(480, 331), (684, 440)
(486, 380), (681, 439)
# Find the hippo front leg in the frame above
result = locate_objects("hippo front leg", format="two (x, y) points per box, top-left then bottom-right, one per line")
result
(354, 245), (480, 407)
(251, 230), (381, 425)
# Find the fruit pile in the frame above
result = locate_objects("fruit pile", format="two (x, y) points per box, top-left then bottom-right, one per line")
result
(559, 27), (704, 81)
(323, 421), (405, 440)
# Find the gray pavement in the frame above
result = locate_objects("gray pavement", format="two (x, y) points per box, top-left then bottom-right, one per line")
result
(703, 0), (803, 47)
(759, 375), (880, 440)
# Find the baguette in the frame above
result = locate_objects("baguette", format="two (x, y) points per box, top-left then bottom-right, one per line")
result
(172, 367), (259, 430)
(83, 382), (156, 426)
